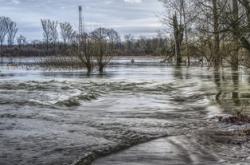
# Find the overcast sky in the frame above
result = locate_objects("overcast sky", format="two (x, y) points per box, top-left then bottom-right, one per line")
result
(0, 0), (164, 41)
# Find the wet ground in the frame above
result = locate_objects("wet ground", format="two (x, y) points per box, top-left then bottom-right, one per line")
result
(93, 136), (220, 165)
(0, 57), (250, 165)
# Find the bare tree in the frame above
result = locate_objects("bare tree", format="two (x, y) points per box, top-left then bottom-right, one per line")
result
(212, 0), (221, 70)
(124, 34), (134, 52)
(230, 0), (240, 71)
(60, 22), (74, 44)
(41, 19), (50, 52)
(218, 0), (250, 57)
(231, 0), (241, 105)
(172, 13), (184, 66)
(160, 0), (193, 66)
(236, 0), (250, 51)
(0, 17), (9, 48)
(239, 0), (250, 26)
(181, 0), (190, 65)
(165, 0), (193, 65)
(70, 31), (78, 44)
(194, 0), (227, 68)
(76, 32), (95, 75)
(90, 27), (120, 73)
(6, 20), (18, 46)
(50, 21), (58, 46)
(41, 19), (58, 52)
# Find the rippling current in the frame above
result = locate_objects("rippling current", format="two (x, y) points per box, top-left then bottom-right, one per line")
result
(0, 57), (250, 165)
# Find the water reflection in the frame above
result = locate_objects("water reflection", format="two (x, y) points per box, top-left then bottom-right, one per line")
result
(171, 65), (249, 115)
(41, 71), (115, 79)
(232, 70), (240, 106)
(209, 66), (250, 115)
(214, 70), (222, 104)
(173, 66), (183, 80)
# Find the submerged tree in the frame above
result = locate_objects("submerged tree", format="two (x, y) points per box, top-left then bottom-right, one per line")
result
(212, 0), (221, 70)
(172, 13), (184, 66)
(90, 27), (120, 73)
(160, 0), (193, 66)
(76, 32), (95, 75)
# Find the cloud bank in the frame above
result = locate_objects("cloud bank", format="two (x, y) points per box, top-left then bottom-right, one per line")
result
(0, 0), (164, 41)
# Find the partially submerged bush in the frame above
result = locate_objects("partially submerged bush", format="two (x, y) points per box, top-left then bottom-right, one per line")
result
(218, 106), (250, 124)
(39, 27), (121, 75)
(218, 115), (250, 125)
(90, 27), (120, 73)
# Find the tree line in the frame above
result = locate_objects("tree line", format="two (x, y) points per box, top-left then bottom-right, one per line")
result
(0, 16), (171, 74)
(0, 17), (18, 47)
(159, 0), (250, 108)
(160, 0), (250, 70)
(1, 1), (250, 74)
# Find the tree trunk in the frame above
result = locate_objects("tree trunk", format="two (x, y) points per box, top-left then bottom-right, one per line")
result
(86, 65), (92, 76)
(231, 0), (240, 106)
(214, 71), (222, 104)
(181, 0), (190, 66)
(175, 40), (182, 66)
(212, 0), (220, 70)
(173, 14), (183, 66)
(99, 65), (104, 73)
(231, 0), (239, 72)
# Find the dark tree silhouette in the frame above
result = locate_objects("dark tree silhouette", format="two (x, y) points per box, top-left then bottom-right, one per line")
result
(90, 27), (120, 73)
(6, 20), (18, 46)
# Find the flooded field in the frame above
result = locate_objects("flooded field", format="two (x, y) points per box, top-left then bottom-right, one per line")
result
(0, 57), (250, 165)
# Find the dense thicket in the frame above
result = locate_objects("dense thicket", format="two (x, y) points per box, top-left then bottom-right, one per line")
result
(160, 0), (250, 69)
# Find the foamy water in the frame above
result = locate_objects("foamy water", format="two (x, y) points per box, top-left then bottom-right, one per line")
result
(0, 58), (249, 165)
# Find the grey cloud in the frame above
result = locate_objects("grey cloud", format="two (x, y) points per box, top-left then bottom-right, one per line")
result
(0, 0), (164, 41)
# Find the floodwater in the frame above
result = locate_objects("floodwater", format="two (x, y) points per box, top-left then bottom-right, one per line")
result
(0, 57), (250, 165)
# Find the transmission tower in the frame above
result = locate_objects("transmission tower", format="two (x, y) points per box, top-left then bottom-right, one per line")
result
(79, 5), (83, 35)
